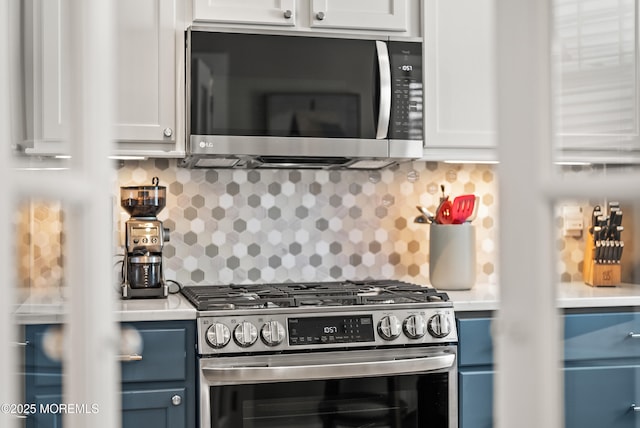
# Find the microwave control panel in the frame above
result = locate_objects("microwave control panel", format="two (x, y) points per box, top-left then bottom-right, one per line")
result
(389, 42), (423, 141)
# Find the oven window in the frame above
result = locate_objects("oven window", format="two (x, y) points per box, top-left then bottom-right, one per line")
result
(210, 373), (449, 428)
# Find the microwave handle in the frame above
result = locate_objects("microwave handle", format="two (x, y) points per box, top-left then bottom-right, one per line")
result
(201, 353), (454, 384)
(375, 41), (392, 139)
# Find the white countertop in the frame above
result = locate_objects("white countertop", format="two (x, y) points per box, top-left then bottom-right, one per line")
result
(449, 282), (640, 312)
(13, 291), (197, 324)
(13, 281), (640, 324)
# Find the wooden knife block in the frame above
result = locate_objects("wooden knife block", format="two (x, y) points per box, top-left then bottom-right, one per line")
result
(583, 231), (621, 287)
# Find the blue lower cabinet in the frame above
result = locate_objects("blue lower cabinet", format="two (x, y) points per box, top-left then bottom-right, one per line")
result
(565, 365), (640, 428)
(457, 312), (640, 428)
(122, 388), (186, 428)
(24, 321), (196, 428)
(459, 370), (493, 428)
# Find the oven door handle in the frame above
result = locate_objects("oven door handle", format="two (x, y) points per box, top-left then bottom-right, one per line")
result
(201, 353), (455, 384)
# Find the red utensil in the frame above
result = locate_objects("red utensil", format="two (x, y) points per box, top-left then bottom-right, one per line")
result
(451, 194), (476, 224)
(435, 199), (453, 224)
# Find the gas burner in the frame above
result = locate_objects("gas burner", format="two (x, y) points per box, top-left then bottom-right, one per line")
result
(181, 280), (449, 311)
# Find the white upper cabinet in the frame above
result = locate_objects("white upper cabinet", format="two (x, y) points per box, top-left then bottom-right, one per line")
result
(193, 0), (297, 26)
(19, 0), (186, 158)
(115, 0), (180, 147)
(310, 0), (408, 32)
(22, 0), (71, 155)
(553, 0), (640, 156)
(423, 0), (497, 155)
(192, 0), (415, 35)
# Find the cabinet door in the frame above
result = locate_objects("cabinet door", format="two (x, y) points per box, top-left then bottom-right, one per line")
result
(459, 370), (493, 428)
(193, 0), (296, 26)
(22, 0), (71, 155)
(565, 365), (640, 428)
(554, 0), (640, 153)
(115, 0), (177, 143)
(122, 388), (186, 428)
(27, 389), (186, 428)
(424, 0), (496, 151)
(310, 0), (408, 32)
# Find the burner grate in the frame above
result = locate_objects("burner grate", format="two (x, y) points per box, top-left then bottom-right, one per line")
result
(181, 280), (449, 311)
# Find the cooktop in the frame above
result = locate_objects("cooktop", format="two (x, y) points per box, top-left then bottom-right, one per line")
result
(181, 279), (450, 311)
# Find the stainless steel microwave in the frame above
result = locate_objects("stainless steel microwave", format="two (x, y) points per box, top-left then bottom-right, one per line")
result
(182, 29), (423, 169)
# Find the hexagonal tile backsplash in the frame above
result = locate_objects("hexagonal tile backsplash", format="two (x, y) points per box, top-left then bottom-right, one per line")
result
(115, 159), (501, 286)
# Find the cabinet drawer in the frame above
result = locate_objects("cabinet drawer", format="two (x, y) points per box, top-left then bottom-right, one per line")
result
(564, 313), (640, 362)
(565, 365), (640, 428)
(26, 322), (188, 386)
(457, 318), (493, 367)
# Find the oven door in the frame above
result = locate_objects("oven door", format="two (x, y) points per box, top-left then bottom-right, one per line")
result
(199, 346), (457, 428)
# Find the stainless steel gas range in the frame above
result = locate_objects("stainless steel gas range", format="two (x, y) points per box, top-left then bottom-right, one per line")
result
(181, 280), (458, 428)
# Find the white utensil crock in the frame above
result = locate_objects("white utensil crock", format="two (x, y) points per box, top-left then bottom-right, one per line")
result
(429, 223), (476, 290)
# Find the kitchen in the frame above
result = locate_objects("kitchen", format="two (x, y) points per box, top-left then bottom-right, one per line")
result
(2, 1), (640, 428)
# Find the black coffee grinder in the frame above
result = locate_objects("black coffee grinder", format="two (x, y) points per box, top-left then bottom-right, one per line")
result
(120, 177), (170, 299)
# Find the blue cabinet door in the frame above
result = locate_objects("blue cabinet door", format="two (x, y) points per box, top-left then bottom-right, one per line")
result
(122, 388), (186, 428)
(565, 365), (640, 428)
(27, 389), (186, 428)
(459, 370), (493, 428)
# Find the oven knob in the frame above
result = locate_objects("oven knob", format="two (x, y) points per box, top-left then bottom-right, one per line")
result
(233, 322), (258, 347)
(261, 321), (286, 346)
(378, 315), (401, 340)
(403, 315), (427, 339)
(205, 323), (231, 349)
(427, 313), (452, 338)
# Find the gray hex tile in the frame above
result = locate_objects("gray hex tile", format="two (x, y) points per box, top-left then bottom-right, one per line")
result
(248, 243), (261, 257)
(295, 206), (309, 219)
(184, 231), (198, 245)
(330, 266), (342, 278)
(268, 206), (281, 220)
(289, 242), (302, 255)
(226, 182), (240, 196)
(163, 244), (176, 258)
(247, 194), (261, 208)
(309, 254), (322, 267)
(233, 219), (247, 233)
(205, 170), (219, 183)
(329, 242), (342, 255)
(315, 218), (329, 231)
(348, 183), (362, 195)
(309, 182), (322, 195)
(268, 255), (282, 268)
(212, 207), (226, 220)
(227, 256), (240, 269)
(205, 244), (219, 258)
(375, 206), (387, 218)
(169, 182), (183, 196)
(329, 171), (341, 184)
(184, 207), (197, 221)
(248, 268), (261, 281)
(369, 241), (381, 254)
(289, 170), (302, 183)
(350, 254), (362, 266)
(192, 194), (205, 209)
(268, 182), (281, 195)
(247, 170), (261, 184)
(154, 158), (170, 170)
(191, 269), (205, 282)
(348, 206), (362, 219)
(329, 195), (342, 208)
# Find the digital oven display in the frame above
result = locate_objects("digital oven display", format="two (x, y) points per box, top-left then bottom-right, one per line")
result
(287, 315), (375, 345)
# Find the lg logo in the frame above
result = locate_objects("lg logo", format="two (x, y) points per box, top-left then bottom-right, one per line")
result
(199, 141), (214, 148)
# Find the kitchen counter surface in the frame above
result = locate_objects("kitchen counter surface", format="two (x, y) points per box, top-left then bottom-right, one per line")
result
(14, 291), (197, 324)
(450, 281), (640, 312)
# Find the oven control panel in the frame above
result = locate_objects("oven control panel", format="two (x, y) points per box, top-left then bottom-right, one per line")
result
(196, 307), (457, 355)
